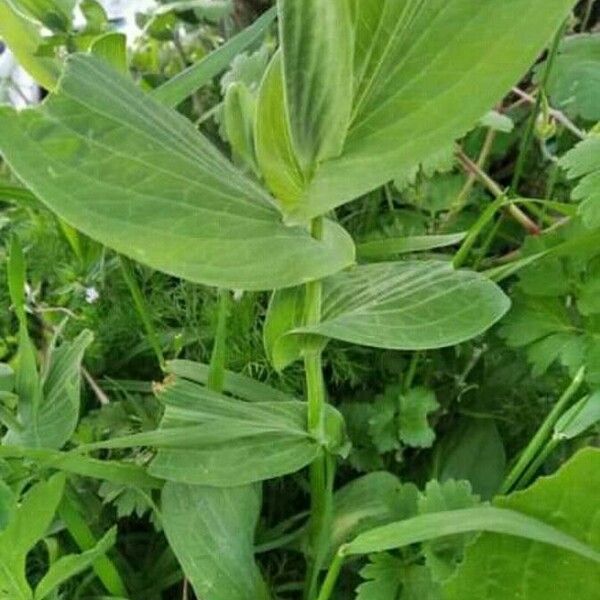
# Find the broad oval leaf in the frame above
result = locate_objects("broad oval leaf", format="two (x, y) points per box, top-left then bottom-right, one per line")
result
(162, 483), (270, 600)
(278, 0), (354, 171)
(283, 0), (575, 222)
(443, 448), (600, 599)
(0, 54), (355, 291)
(269, 262), (509, 362)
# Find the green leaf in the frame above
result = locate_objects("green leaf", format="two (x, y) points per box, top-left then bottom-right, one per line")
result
(560, 135), (600, 229)
(355, 553), (403, 600)
(293, 261), (510, 351)
(479, 110), (514, 133)
(80, 0), (108, 33)
(435, 419), (506, 500)
(282, 0), (575, 222)
(357, 232), (467, 261)
(0, 446), (161, 488)
(263, 285), (307, 371)
(5, 330), (93, 449)
(0, 54), (355, 292)
(0, 474), (66, 600)
(162, 482), (270, 600)
(398, 387), (439, 448)
(82, 378), (347, 486)
(34, 527), (116, 600)
(553, 391), (600, 440)
(342, 505), (600, 564)
(165, 360), (296, 403)
(223, 82), (259, 173)
(278, 0), (353, 171)
(443, 448), (600, 599)
(254, 51), (306, 212)
(417, 480), (479, 582)
(152, 6), (276, 107)
(542, 33), (600, 122)
(90, 33), (127, 74)
(329, 472), (418, 561)
(7, 0), (75, 32)
(355, 555), (440, 600)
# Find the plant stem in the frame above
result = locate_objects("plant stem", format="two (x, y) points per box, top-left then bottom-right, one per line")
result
(500, 366), (585, 494)
(515, 438), (560, 490)
(119, 256), (165, 369)
(315, 551), (346, 600)
(207, 289), (230, 392)
(510, 21), (567, 194)
(59, 489), (128, 597)
(448, 127), (497, 223)
(303, 217), (333, 600)
(456, 149), (540, 235)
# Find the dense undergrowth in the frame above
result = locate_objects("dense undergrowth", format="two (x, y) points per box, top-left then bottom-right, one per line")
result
(0, 1), (599, 599)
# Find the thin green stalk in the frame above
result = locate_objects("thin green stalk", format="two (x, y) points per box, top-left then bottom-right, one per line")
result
(315, 551), (346, 600)
(207, 289), (230, 392)
(581, 0), (595, 31)
(500, 366), (585, 494)
(510, 20), (566, 194)
(119, 256), (165, 369)
(59, 490), (128, 597)
(515, 438), (560, 490)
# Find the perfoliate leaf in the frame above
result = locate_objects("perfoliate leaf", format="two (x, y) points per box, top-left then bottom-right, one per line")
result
(278, 0), (354, 171)
(560, 135), (600, 229)
(280, 0), (575, 222)
(83, 377), (348, 486)
(443, 448), (600, 600)
(294, 261), (510, 351)
(162, 483), (270, 600)
(0, 54), (355, 291)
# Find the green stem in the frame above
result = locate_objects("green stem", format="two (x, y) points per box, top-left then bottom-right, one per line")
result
(315, 551), (346, 600)
(59, 489), (128, 597)
(119, 256), (165, 369)
(207, 289), (231, 392)
(500, 366), (585, 494)
(510, 20), (566, 195)
(303, 217), (333, 600)
(515, 438), (560, 490)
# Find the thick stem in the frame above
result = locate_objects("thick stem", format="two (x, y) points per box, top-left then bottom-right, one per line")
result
(303, 217), (333, 600)
(500, 366), (585, 494)
(207, 289), (231, 392)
